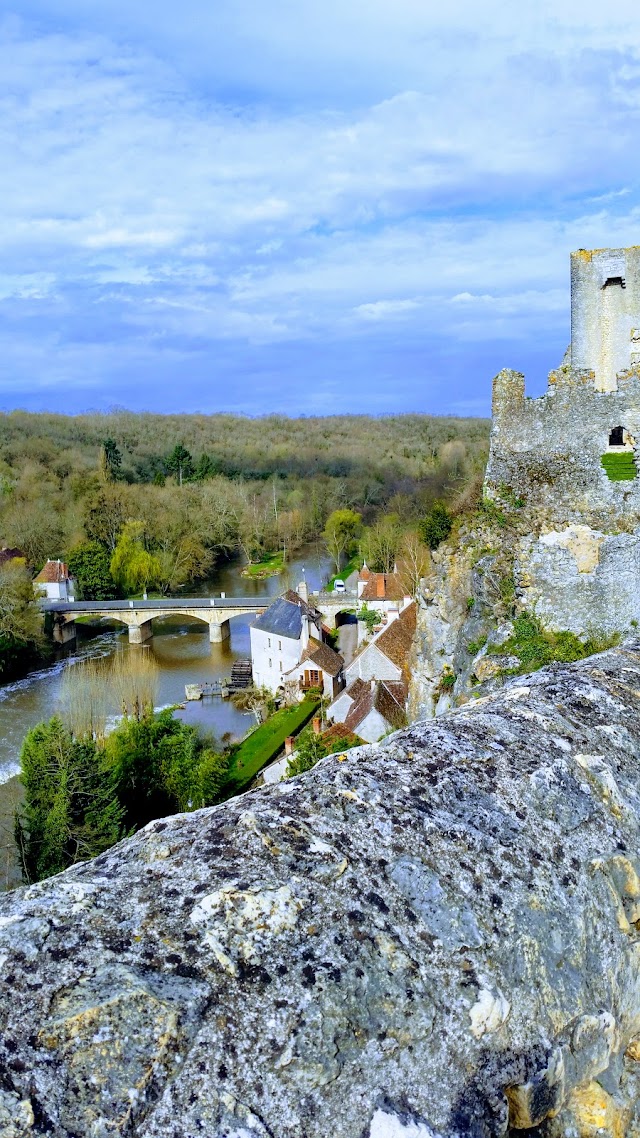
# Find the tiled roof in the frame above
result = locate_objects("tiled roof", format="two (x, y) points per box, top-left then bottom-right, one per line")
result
(299, 637), (344, 677)
(33, 560), (69, 584)
(372, 602), (417, 671)
(253, 597), (303, 639)
(344, 677), (369, 702)
(344, 679), (408, 734)
(359, 572), (407, 602)
(320, 724), (363, 748)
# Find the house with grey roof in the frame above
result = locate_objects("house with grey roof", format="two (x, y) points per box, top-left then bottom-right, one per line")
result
(250, 587), (344, 698)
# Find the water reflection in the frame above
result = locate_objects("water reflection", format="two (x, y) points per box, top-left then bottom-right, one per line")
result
(0, 544), (333, 782)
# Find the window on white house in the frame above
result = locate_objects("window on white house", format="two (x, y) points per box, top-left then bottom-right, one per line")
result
(279, 640), (281, 650)
(269, 659), (272, 668)
(268, 637), (271, 647)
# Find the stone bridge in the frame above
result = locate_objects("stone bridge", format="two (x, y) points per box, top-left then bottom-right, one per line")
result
(42, 597), (268, 646)
(42, 592), (364, 648)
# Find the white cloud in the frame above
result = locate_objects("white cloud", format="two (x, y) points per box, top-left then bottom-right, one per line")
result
(2, 5), (640, 408)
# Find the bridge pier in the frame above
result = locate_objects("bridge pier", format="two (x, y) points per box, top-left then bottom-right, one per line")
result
(128, 620), (153, 645)
(52, 615), (77, 647)
(209, 619), (230, 644)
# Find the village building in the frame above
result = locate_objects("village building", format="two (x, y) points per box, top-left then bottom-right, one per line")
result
(344, 600), (416, 685)
(250, 588), (344, 698)
(334, 678), (407, 743)
(326, 602), (416, 740)
(357, 566), (410, 607)
(33, 560), (74, 601)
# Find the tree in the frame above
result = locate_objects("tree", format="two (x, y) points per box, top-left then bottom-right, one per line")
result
(360, 514), (402, 573)
(16, 717), (123, 883)
(110, 521), (161, 595)
(67, 541), (117, 601)
(101, 439), (122, 482)
(323, 509), (361, 573)
(419, 502), (453, 550)
(84, 487), (128, 551)
(166, 444), (193, 487)
(358, 602), (383, 636)
(397, 533), (431, 597)
(0, 561), (44, 679)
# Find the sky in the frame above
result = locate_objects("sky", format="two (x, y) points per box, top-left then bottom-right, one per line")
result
(2, 3), (640, 417)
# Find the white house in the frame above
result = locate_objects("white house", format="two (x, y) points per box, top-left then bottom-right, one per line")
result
(250, 589), (344, 697)
(33, 560), (74, 601)
(329, 677), (407, 743)
(344, 601), (416, 686)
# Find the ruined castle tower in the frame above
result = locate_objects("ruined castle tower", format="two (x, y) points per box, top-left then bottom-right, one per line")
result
(485, 245), (640, 634)
(571, 246), (640, 391)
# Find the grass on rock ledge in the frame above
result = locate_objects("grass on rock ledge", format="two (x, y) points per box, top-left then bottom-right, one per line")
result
(490, 612), (620, 676)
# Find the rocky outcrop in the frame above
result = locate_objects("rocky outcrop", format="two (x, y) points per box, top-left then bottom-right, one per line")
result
(5, 645), (640, 1135)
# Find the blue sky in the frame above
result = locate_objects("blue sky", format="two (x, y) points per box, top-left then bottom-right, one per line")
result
(2, 2), (640, 416)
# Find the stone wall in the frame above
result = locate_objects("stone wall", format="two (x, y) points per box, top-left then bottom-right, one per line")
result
(6, 645), (640, 1135)
(485, 365), (640, 529)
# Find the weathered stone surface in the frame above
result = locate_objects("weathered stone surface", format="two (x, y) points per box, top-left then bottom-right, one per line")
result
(6, 645), (640, 1135)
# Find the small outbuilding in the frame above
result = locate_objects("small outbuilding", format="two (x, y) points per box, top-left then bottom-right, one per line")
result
(33, 560), (74, 602)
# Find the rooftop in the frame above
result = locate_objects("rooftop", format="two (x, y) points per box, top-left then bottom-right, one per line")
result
(344, 679), (408, 735)
(33, 559), (70, 584)
(359, 571), (408, 602)
(252, 597), (304, 639)
(298, 637), (344, 678)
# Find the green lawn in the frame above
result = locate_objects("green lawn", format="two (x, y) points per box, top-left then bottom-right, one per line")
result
(241, 551), (285, 579)
(325, 554), (361, 592)
(225, 698), (320, 791)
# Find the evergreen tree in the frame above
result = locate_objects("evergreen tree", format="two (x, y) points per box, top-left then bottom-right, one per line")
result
(101, 438), (122, 481)
(67, 541), (117, 600)
(419, 502), (453, 550)
(166, 444), (193, 486)
(16, 717), (122, 883)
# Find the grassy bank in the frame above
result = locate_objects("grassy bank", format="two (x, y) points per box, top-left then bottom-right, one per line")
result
(241, 551), (285, 579)
(225, 699), (320, 792)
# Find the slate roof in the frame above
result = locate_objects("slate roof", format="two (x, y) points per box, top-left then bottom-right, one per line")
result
(344, 677), (369, 702)
(298, 637), (344, 677)
(252, 597), (303, 639)
(359, 571), (407, 602)
(283, 589), (322, 623)
(344, 680), (408, 734)
(33, 560), (70, 584)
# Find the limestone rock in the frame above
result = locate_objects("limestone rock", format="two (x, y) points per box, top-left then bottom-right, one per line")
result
(6, 645), (640, 1134)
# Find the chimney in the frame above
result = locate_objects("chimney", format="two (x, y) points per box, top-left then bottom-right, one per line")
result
(312, 717), (321, 735)
(284, 736), (295, 756)
(297, 580), (309, 602)
(386, 608), (399, 623)
(376, 575), (385, 599)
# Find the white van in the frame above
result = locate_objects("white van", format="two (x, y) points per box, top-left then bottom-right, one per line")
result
(334, 579), (346, 593)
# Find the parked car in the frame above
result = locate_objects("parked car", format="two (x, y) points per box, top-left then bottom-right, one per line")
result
(334, 579), (346, 593)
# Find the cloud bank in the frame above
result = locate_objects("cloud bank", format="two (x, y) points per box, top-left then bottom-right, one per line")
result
(2, 1), (640, 414)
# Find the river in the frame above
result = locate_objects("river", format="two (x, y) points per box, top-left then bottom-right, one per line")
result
(0, 544), (333, 783)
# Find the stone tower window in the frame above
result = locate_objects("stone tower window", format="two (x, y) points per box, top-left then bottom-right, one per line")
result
(609, 426), (624, 446)
(602, 276), (626, 289)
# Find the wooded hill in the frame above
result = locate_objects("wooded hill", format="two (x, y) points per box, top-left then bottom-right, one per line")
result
(0, 410), (490, 586)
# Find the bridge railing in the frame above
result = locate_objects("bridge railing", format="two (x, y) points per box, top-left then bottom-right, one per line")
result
(40, 598), (266, 612)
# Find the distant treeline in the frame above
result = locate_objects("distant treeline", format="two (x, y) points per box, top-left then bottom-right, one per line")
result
(0, 410), (490, 598)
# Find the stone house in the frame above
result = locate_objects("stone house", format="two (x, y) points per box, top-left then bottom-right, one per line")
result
(344, 601), (416, 685)
(328, 677), (407, 743)
(33, 560), (74, 601)
(250, 588), (344, 698)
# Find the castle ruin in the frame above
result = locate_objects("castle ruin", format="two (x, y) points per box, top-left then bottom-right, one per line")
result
(485, 245), (640, 634)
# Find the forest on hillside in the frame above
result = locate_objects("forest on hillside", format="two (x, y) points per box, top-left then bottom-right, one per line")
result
(0, 410), (490, 593)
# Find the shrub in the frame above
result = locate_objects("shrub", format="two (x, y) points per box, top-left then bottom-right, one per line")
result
(490, 612), (620, 676)
(419, 502), (453, 549)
